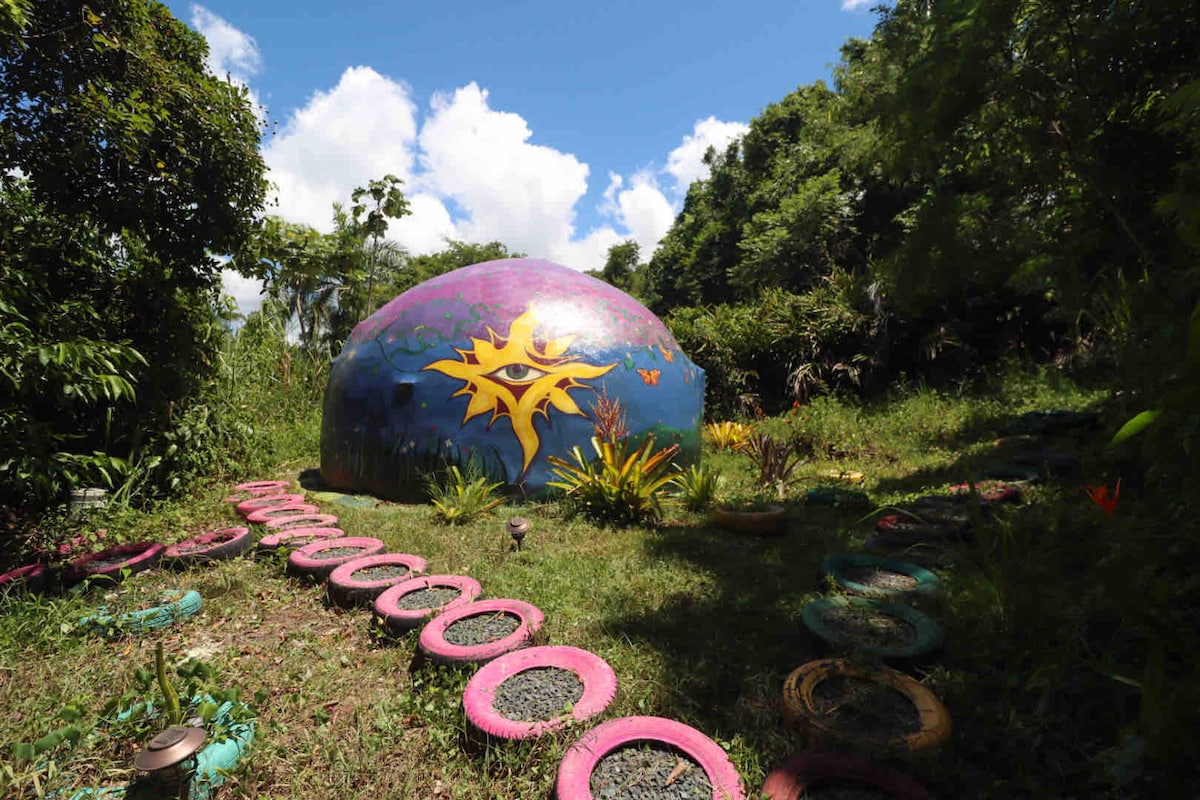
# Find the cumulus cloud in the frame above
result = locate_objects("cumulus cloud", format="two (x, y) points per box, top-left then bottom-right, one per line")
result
(190, 5), (261, 82)
(221, 268), (266, 320)
(665, 116), (750, 194)
(841, 0), (874, 10)
(261, 66), (420, 231)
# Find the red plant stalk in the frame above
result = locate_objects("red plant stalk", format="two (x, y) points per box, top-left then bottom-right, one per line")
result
(1083, 479), (1121, 516)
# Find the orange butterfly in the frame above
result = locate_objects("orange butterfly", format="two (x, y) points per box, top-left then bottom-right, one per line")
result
(658, 345), (675, 363)
(637, 368), (660, 386)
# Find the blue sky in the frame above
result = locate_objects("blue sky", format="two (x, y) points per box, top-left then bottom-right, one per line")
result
(162, 1), (881, 313)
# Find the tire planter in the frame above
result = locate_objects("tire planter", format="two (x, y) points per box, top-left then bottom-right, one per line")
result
(64, 542), (165, 588)
(68, 694), (255, 800)
(982, 463), (1042, 483)
(947, 482), (1022, 504)
(243, 503), (321, 525)
(712, 504), (787, 536)
(419, 598), (544, 665)
(163, 528), (253, 567)
(0, 563), (48, 596)
(263, 513), (340, 531)
(287, 537), (386, 581)
(556, 716), (746, 800)
(800, 596), (944, 661)
(234, 493), (306, 519)
(463, 646), (617, 740)
(256, 527), (345, 555)
(819, 554), (939, 601)
(781, 659), (951, 754)
(760, 752), (930, 799)
(874, 513), (966, 541)
(78, 589), (203, 636)
(223, 480), (292, 503)
(373, 574), (483, 634)
(862, 537), (951, 569)
(327, 553), (429, 608)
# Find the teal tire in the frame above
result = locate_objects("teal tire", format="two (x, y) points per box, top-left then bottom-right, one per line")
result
(78, 589), (202, 637)
(819, 553), (940, 601)
(801, 595), (944, 661)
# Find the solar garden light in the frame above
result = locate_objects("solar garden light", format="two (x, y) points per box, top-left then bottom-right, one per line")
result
(133, 725), (205, 796)
(506, 517), (530, 551)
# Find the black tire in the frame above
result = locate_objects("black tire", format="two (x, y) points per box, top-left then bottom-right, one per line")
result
(64, 542), (165, 588)
(800, 595), (944, 661)
(163, 528), (253, 567)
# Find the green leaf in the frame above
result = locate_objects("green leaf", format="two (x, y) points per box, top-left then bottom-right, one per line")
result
(1110, 410), (1162, 446)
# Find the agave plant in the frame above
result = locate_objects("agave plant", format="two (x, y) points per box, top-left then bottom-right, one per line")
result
(705, 421), (754, 451)
(547, 435), (682, 526)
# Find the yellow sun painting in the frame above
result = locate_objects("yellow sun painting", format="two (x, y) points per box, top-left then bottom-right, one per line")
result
(422, 308), (616, 473)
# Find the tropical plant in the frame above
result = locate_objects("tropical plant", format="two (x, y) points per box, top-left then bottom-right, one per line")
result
(423, 463), (507, 525)
(704, 421), (754, 451)
(742, 431), (807, 498)
(547, 435), (682, 526)
(670, 463), (722, 511)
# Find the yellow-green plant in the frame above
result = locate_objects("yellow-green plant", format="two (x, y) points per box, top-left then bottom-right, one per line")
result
(670, 463), (722, 511)
(704, 421), (754, 451)
(547, 435), (682, 526)
(424, 463), (506, 524)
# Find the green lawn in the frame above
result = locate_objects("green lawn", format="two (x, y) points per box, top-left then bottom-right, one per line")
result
(4, 369), (1192, 799)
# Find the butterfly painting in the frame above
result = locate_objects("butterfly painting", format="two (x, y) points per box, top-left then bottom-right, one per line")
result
(637, 368), (660, 386)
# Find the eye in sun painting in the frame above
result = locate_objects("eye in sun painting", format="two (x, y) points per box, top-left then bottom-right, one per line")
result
(422, 308), (616, 474)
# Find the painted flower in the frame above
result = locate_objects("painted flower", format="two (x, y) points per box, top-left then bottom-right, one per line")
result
(1083, 479), (1121, 516)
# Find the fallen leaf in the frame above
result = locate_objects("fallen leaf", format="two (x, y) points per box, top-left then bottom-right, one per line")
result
(665, 757), (689, 786)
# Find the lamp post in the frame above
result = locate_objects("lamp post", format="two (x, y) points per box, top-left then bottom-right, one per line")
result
(133, 725), (206, 798)
(506, 517), (530, 551)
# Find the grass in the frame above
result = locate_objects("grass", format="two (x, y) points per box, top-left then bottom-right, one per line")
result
(2, 364), (1196, 798)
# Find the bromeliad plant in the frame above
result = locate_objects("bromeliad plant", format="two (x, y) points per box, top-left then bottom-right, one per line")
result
(742, 431), (807, 499)
(547, 435), (682, 526)
(670, 463), (722, 512)
(423, 462), (507, 524)
(704, 421), (754, 451)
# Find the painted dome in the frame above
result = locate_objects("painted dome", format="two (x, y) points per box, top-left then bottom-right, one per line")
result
(319, 258), (705, 499)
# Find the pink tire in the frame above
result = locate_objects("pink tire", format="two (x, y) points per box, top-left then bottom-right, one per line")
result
(0, 563), (49, 595)
(257, 527), (345, 555)
(264, 513), (340, 531)
(224, 480), (291, 503)
(235, 493), (306, 518)
(761, 752), (929, 799)
(163, 527), (253, 566)
(244, 503), (321, 525)
(373, 575), (482, 635)
(327, 553), (429, 608)
(63, 542), (165, 588)
(556, 716), (746, 800)
(419, 598), (544, 665)
(463, 646), (617, 740)
(287, 537), (386, 581)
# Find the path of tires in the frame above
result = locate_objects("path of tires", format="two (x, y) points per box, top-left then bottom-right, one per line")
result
(19, 409), (1091, 799)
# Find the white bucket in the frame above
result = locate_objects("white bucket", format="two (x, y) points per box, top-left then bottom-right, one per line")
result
(69, 488), (109, 511)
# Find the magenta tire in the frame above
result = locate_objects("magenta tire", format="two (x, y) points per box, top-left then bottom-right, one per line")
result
(327, 553), (429, 608)
(287, 537), (386, 581)
(874, 513), (964, 539)
(235, 493), (306, 518)
(0, 563), (49, 596)
(556, 716), (746, 800)
(373, 575), (483, 635)
(163, 527), (253, 566)
(419, 598), (544, 665)
(63, 542), (165, 587)
(463, 646), (617, 740)
(224, 480), (291, 503)
(264, 513), (340, 531)
(244, 503), (321, 525)
(234, 480), (292, 494)
(257, 527), (345, 555)
(760, 752), (929, 800)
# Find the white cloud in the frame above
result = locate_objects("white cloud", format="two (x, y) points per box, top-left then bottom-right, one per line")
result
(841, 0), (873, 10)
(614, 172), (677, 256)
(190, 5), (261, 82)
(261, 66), (419, 232)
(220, 269), (266, 320)
(665, 117), (750, 194)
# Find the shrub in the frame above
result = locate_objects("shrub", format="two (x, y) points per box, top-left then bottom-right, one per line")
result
(424, 463), (507, 525)
(547, 435), (682, 526)
(670, 463), (723, 511)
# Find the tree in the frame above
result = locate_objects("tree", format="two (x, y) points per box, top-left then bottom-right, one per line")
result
(599, 241), (639, 292)
(349, 174), (411, 318)
(0, 0), (267, 288)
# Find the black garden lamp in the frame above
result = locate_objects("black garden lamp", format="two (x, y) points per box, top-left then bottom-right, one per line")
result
(506, 517), (530, 551)
(133, 725), (205, 795)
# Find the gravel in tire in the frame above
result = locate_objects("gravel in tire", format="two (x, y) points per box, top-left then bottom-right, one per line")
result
(443, 611), (520, 646)
(811, 675), (922, 740)
(394, 587), (460, 610)
(493, 667), (584, 722)
(310, 546), (367, 560)
(838, 566), (919, 593)
(589, 744), (712, 800)
(822, 607), (917, 648)
(352, 564), (412, 581)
